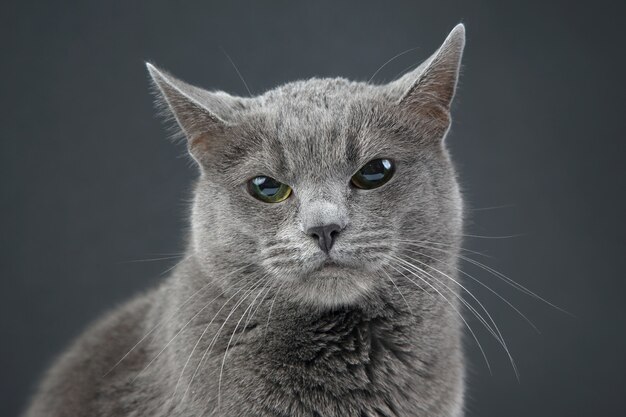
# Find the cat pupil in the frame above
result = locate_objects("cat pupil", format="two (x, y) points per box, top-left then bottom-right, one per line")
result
(253, 176), (280, 196)
(350, 158), (395, 190)
(360, 159), (389, 181)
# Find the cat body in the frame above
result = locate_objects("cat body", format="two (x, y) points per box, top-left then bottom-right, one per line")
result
(25, 25), (467, 417)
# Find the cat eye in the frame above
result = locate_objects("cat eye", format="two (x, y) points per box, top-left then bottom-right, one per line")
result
(247, 176), (292, 203)
(351, 158), (395, 190)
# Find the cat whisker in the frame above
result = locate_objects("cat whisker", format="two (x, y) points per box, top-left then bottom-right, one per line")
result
(398, 251), (509, 335)
(220, 47), (252, 96)
(368, 46), (420, 83)
(382, 254), (492, 374)
(341, 229), (389, 244)
(180, 276), (269, 404)
(264, 280), (287, 342)
(342, 239), (389, 248)
(159, 254), (194, 277)
(393, 238), (491, 258)
(396, 239), (568, 314)
(391, 59), (426, 81)
(459, 254), (571, 315)
(400, 245), (539, 333)
(459, 233), (525, 239)
(342, 245), (392, 254)
(393, 253), (519, 379)
(120, 254), (184, 264)
(170, 275), (263, 402)
(391, 254), (502, 345)
(131, 285), (232, 384)
(381, 267), (413, 314)
(469, 204), (515, 211)
(217, 282), (271, 411)
(235, 281), (276, 348)
(104, 262), (253, 378)
(401, 233), (524, 241)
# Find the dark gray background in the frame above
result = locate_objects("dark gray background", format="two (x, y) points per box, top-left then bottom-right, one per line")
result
(2, 1), (624, 416)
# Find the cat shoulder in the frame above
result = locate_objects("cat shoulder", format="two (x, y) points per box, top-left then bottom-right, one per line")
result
(23, 291), (157, 417)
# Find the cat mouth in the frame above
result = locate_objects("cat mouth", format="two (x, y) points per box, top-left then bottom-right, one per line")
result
(316, 259), (349, 272)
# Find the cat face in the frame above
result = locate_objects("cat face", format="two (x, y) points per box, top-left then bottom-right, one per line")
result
(149, 25), (465, 308)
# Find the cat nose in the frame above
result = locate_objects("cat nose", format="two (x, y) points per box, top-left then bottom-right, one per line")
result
(306, 223), (342, 254)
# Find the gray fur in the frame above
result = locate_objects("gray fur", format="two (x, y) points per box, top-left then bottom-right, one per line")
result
(25, 24), (467, 417)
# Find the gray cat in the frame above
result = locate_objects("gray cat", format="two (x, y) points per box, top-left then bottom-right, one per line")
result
(25, 24), (468, 417)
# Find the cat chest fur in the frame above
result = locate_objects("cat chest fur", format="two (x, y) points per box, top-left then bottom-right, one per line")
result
(198, 306), (442, 417)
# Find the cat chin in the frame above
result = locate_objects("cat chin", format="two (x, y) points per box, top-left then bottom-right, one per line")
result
(284, 268), (376, 309)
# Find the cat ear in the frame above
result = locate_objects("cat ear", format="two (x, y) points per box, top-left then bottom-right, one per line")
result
(392, 24), (465, 122)
(146, 63), (241, 158)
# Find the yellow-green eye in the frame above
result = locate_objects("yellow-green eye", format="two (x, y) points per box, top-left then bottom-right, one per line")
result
(247, 176), (292, 203)
(351, 158), (395, 189)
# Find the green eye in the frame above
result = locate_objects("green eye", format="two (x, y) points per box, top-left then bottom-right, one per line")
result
(247, 176), (292, 203)
(351, 158), (395, 189)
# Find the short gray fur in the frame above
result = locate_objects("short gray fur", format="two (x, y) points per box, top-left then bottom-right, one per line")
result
(25, 24), (467, 417)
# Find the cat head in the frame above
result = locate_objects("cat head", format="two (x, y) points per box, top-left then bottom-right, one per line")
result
(148, 25), (465, 309)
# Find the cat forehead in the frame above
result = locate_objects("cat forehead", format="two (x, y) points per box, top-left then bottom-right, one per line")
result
(260, 80), (381, 125)
(253, 80), (375, 124)
(248, 78), (387, 147)
(225, 79), (381, 168)
(224, 96), (400, 185)
(260, 77), (374, 106)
